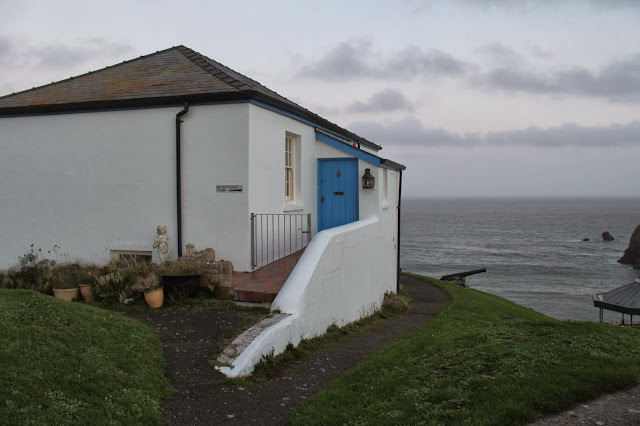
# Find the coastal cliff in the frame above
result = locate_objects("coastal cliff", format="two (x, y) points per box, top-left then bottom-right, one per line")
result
(618, 224), (640, 270)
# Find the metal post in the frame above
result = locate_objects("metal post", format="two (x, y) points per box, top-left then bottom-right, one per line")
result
(250, 213), (255, 268)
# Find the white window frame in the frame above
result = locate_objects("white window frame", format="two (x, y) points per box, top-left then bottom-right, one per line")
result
(285, 134), (294, 202)
(284, 132), (302, 210)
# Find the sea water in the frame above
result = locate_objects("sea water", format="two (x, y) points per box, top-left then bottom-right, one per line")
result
(400, 198), (640, 322)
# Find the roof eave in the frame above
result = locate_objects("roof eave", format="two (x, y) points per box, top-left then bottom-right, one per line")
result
(252, 92), (383, 151)
(380, 158), (407, 171)
(0, 91), (255, 116)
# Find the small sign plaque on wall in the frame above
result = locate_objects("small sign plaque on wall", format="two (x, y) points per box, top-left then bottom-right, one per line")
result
(216, 185), (243, 193)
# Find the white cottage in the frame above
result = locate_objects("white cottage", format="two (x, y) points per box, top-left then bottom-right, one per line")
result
(1, 46), (405, 374)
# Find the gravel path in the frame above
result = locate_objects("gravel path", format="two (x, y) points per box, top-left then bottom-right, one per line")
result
(123, 275), (450, 425)
(528, 384), (640, 425)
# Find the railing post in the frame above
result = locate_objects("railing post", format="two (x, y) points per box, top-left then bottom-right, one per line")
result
(250, 213), (255, 268)
(307, 214), (312, 244)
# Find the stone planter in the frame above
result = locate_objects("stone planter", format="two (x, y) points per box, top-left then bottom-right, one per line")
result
(78, 284), (94, 303)
(53, 288), (79, 302)
(144, 287), (164, 309)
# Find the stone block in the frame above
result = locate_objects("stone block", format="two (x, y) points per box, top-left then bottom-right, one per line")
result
(201, 260), (233, 289)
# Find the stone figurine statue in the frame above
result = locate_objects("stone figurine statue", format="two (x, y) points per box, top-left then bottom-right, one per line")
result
(153, 225), (171, 262)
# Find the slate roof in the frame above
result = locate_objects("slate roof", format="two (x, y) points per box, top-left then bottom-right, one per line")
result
(593, 280), (640, 315)
(0, 45), (382, 151)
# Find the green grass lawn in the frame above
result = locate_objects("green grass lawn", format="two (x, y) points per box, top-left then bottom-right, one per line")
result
(0, 289), (173, 424)
(292, 273), (640, 425)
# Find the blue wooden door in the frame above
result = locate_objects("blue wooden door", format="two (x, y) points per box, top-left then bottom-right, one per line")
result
(318, 158), (358, 231)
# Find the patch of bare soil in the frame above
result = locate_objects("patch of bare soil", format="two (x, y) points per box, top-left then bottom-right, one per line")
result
(120, 275), (450, 425)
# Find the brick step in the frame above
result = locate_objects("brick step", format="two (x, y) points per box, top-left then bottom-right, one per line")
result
(226, 289), (278, 303)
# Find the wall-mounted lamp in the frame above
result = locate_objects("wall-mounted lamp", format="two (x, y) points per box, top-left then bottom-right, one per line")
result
(362, 168), (375, 189)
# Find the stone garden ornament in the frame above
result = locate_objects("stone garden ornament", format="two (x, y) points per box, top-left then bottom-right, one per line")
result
(153, 225), (171, 262)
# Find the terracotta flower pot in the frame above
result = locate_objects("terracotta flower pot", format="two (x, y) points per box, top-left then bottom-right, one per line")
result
(53, 287), (79, 301)
(144, 288), (164, 309)
(78, 284), (94, 303)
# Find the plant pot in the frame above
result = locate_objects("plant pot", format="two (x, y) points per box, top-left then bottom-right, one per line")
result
(53, 287), (79, 301)
(78, 284), (94, 303)
(144, 288), (164, 309)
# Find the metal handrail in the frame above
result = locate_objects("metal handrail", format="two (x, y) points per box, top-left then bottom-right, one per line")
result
(250, 213), (312, 269)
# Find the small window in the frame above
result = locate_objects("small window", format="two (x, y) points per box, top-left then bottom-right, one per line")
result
(285, 134), (295, 202)
(110, 250), (152, 264)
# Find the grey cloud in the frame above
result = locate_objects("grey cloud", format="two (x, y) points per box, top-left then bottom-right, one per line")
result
(346, 88), (414, 113)
(301, 39), (640, 103)
(477, 43), (523, 67)
(350, 117), (475, 147)
(477, 53), (640, 102)
(298, 40), (469, 80)
(0, 36), (133, 69)
(0, 36), (16, 65)
(349, 117), (640, 148)
(557, 54), (640, 101)
(30, 38), (133, 68)
(458, 0), (640, 13)
(588, 0), (640, 12)
(389, 46), (468, 77)
(0, 82), (15, 95)
(297, 40), (373, 80)
(488, 121), (640, 148)
(481, 67), (556, 93)
(525, 43), (553, 60)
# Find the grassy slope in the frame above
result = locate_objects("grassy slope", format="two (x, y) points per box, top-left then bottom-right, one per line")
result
(0, 290), (173, 424)
(293, 273), (640, 425)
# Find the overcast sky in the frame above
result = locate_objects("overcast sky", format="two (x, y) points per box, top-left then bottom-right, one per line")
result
(1, 0), (639, 197)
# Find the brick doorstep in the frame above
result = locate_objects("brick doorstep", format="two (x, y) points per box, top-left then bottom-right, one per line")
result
(229, 289), (278, 303)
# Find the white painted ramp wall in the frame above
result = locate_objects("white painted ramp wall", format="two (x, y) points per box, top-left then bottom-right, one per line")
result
(216, 216), (397, 377)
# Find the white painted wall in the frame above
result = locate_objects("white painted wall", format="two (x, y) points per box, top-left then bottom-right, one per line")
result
(248, 104), (317, 219)
(0, 104), (252, 270)
(0, 108), (177, 267)
(246, 105), (318, 268)
(217, 214), (399, 377)
(181, 103), (251, 270)
(1, 101), (401, 284)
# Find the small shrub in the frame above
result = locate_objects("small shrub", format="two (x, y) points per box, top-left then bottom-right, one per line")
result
(50, 263), (84, 290)
(381, 290), (410, 315)
(2, 248), (214, 305)
(1, 245), (57, 293)
(156, 261), (205, 276)
(92, 270), (133, 304)
(131, 274), (161, 293)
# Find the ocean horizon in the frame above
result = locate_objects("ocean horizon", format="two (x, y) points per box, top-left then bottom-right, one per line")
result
(400, 196), (640, 322)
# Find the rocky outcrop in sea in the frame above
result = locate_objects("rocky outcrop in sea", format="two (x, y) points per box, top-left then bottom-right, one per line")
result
(602, 231), (615, 241)
(618, 225), (640, 270)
